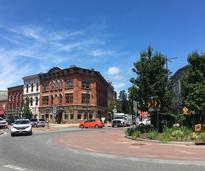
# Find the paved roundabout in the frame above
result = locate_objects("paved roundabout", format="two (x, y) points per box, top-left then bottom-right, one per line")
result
(53, 127), (205, 161)
(0, 127), (205, 171)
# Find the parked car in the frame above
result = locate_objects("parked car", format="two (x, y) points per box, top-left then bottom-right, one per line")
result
(30, 118), (38, 127)
(79, 118), (105, 128)
(37, 118), (46, 127)
(0, 117), (8, 128)
(10, 119), (32, 136)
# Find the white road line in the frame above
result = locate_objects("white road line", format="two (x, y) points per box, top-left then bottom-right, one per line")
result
(3, 164), (27, 171)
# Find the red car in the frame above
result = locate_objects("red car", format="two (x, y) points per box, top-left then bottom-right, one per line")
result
(79, 118), (105, 128)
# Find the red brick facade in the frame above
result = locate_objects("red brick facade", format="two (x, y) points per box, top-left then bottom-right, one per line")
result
(7, 85), (24, 117)
(39, 67), (115, 123)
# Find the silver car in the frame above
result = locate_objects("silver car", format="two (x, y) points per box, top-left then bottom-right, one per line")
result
(37, 118), (46, 127)
(0, 117), (8, 128)
(10, 119), (32, 136)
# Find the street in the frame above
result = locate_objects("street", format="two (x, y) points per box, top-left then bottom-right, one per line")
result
(0, 128), (205, 171)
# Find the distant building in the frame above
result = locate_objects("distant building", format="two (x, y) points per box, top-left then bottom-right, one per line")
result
(171, 65), (189, 113)
(7, 85), (24, 117)
(23, 74), (40, 118)
(38, 66), (116, 123)
(172, 65), (189, 100)
(0, 90), (8, 117)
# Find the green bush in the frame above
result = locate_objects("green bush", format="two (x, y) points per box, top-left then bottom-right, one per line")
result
(131, 130), (140, 140)
(197, 132), (205, 142)
(159, 132), (172, 143)
(147, 130), (158, 140)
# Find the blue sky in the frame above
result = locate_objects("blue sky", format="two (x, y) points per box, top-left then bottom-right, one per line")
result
(0, 0), (205, 94)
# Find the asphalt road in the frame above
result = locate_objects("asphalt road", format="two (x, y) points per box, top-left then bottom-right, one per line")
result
(0, 128), (205, 171)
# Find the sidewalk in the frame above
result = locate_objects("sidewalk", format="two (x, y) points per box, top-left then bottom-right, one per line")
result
(33, 123), (79, 132)
(53, 128), (205, 161)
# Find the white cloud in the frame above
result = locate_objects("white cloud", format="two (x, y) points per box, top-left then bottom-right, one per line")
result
(108, 67), (120, 75)
(0, 24), (120, 89)
(91, 49), (114, 57)
(113, 82), (125, 89)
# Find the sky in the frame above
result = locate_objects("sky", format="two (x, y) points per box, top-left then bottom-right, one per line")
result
(0, 0), (205, 95)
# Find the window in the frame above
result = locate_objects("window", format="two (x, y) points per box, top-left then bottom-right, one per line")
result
(81, 93), (90, 104)
(65, 80), (73, 89)
(31, 83), (34, 92)
(36, 83), (39, 91)
(26, 84), (29, 93)
(43, 83), (49, 92)
(42, 96), (49, 105)
(30, 97), (33, 106)
(59, 94), (62, 104)
(35, 97), (38, 106)
(64, 113), (68, 120)
(81, 80), (90, 89)
(51, 95), (54, 105)
(70, 114), (74, 120)
(77, 113), (82, 120)
(65, 93), (73, 103)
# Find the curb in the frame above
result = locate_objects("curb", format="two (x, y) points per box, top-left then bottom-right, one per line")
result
(125, 136), (195, 145)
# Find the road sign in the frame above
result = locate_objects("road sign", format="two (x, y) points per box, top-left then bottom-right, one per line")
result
(148, 98), (161, 112)
(183, 107), (189, 114)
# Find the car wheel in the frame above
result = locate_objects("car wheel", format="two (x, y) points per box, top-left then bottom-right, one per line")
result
(95, 125), (99, 128)
(80, 125), (84, 128)
(29, 131), (32, 135)
(11, 133), (14, 137)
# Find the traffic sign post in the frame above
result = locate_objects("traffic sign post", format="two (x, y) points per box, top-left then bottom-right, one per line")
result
(148, 96), (161, 132)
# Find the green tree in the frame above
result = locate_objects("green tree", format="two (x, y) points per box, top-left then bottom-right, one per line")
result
(23, 97), (31, 119)
(181, 51), (205, 116)
(130, 47), (173, 112)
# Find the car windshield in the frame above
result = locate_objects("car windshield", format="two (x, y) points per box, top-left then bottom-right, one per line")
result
(14, 120), (29, 124)
(31, 119), (37, 121)
(0, 118), (3, 121)
(39, 119), (45, 121)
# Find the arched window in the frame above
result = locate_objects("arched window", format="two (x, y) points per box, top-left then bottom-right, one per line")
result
(51, 95), (54, 105)
(30, 97), (33, 106)
(59, 94), (62, 104)
(26, 84), (29, 93)
(31, 83), (34, 92)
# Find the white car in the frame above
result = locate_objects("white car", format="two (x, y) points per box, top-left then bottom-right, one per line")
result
(136, 118), (151, 126)
(10, 119), (32, 136)
(0, 117), (8, 128)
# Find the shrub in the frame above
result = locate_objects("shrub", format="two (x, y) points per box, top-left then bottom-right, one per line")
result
(172, 130), (184, 140)
(197, 132), (205, 142)
(147, 130), (158, 140)
(190, 132), (198, 140)
(131, 130), (140, 140)
(159, 132), (172, 143)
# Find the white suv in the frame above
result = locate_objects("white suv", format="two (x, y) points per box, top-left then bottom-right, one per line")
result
(0, 117), (8, 128)
(10, 119), (32, 136)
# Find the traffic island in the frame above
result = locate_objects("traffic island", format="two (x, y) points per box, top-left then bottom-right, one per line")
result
(125, 125), (205, 145)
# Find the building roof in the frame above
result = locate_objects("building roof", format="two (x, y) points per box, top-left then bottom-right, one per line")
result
(8, 85), (24, 90)
(171, 65), (189, 81)
(23, 74), (39, 81)
(39, 66), (110, 86)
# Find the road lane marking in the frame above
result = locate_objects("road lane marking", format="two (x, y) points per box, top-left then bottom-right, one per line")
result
(3, 164), (27, 171)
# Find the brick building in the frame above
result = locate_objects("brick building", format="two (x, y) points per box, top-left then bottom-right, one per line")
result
(7, 85), (24, 117)
(38, 66), (116, 123)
